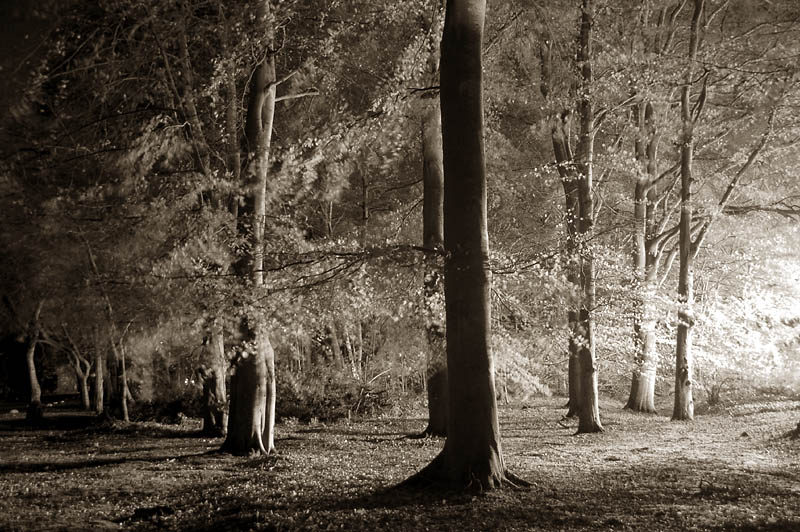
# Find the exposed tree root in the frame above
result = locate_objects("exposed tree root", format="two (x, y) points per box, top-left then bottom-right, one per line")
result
(396, 453), (531, 493)
(407, 427), (446, 440)
(575, 424), (605, 435)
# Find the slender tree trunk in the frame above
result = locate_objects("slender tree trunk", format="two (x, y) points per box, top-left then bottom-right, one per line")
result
(673, 0), (704, 422)
(109, 338), (130, 423)
(566, 351), (581, 416)
(575, 0), (602, 434)
(539, 38), (581, 418)
(626, 176), (659, 413)
(422, 93), (448, 436)
(25, 301), (44, 422)
(327, 322), (343, 369)
(93, 330), (104, 415)
(62, 324), (92, 411)
(201, 324), (228, 436)
(406, 0), (519, 490)
(222, 0), (277, 455)
(421, 9), (447, 435)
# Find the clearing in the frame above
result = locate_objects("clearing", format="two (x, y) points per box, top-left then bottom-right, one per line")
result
(0, 397), (798, 531)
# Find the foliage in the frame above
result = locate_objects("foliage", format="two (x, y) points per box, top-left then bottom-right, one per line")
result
(0, 0), (798, 422)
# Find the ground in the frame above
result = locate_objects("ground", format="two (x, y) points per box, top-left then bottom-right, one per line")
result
(0, 397), (798, 531)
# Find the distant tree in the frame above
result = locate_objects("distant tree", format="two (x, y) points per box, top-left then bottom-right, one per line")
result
(536, 0), (603, 432)
(24, 301), (44, 421)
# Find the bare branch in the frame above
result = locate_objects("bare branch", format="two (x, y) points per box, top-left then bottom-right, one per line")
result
(275, 90), (319, 103)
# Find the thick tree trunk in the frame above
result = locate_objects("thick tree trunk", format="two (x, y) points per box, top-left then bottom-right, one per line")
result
(672, 0), (704, 422)
(407, 0), (517, 490)
(421, 23), (447, 435)
(626, 318), (658, 413)
(221, 341), (271, 455)
(25, 301), (44, 422)
(223, 0), (277, 455)
(575, 0), (602, 434)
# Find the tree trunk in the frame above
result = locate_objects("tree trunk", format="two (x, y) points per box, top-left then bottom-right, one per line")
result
(421, 12), (447, 436)
(223, 0), (277, 455)
(626, 175), (659, 413)
(566, 349), (581, 417)
(673, 0), (704, 422)
(109, 337), (130, 423)
(326, 322), (344, 369)
(93, 331), (105, 415)
(539, 36), (582, 419)
(62, 324), (92, 411)
(78, 370), (91, 410)
(574, 0), (602, 434)
(406, 0), (516, 490)
(221, 341), (271, 455)
(25, 301), (44, 422)
(420, 3), (447, 432)
(201, 324), (228, 436)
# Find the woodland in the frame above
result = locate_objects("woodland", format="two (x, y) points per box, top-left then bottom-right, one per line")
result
(1, 0), (799, 530)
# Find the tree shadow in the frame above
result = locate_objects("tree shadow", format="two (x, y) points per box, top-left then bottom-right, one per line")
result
(0, 413), (97, 431)
(0, 449), (211, 474)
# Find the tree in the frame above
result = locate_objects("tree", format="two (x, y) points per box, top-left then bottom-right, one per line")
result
(221, 0), (278, 455)
(572, 0), (603, 434)
(538, 25), (583, 418)
(420, 3), (447, 437)
(406, 0), (521, 490)
(62, 324), (92, 410)
(199, 323), (227, 436)
(623, 0), (686, 414)
(536, 0), (603, 431)
(24, 301), (44, 421)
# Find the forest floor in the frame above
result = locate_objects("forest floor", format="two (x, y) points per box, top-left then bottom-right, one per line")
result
(0, 396), (798, 532)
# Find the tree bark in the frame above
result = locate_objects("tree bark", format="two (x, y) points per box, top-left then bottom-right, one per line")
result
(222, 0), (277, 455)
(575, 0), (603, 434)
(326, 321), (344, 369)
(25, 301), (44, 422)
(406, 0), (517, 490)
(108, 329), (131, 423)
(221, 338), (272, 455)
(62, 324), (92, 411)
(673, 0), (704, 422)
(626, 101), (661, 414)
(200, 324), (228, 436)
(93, 330), (105, 415)
(421, 6), (447, 437)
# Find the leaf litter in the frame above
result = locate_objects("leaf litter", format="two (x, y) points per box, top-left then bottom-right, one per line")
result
(0, 397), (797, 531)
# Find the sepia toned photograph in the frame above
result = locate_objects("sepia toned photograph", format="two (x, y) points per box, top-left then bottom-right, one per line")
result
(1, 1), (798, 530)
